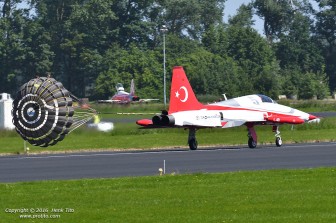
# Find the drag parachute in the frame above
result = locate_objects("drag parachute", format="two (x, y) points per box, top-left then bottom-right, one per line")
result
(12, 77), (97, 147)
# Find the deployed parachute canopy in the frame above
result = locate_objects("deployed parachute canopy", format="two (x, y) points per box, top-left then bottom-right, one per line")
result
(12, 77), (97, 147)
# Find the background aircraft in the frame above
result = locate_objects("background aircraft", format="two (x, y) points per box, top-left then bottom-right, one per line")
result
(137, 66), (317, 150)
(98, 79), (158, 104)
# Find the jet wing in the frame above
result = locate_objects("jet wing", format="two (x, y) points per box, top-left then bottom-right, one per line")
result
(139, 99), (160, 103)
(136, 119), (175, 128)
(221, 119), (246, 128)
(97, 99), (122, 103)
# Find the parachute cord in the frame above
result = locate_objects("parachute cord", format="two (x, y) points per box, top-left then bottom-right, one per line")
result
(69, 115), (94, 132)
(67, 92), (99, 131)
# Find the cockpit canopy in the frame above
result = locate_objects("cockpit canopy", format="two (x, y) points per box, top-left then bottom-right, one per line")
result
(116, 83), (125, 91)
(256, 94), (275, 103)
(213, 94), (276, 107)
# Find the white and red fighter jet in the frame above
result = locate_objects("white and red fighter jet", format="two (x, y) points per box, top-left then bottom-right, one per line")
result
(136, 66), (317, 150)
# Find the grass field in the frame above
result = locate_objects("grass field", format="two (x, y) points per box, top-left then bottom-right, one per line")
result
(0, 168), (335, 222)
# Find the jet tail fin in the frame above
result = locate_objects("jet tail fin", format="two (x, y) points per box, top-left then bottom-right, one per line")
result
(169, 66), (204, 114)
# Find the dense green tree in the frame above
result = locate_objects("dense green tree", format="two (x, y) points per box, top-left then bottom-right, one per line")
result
(175, 48), (241, 97)
(0, 0), (333, 101)
(254, 0), (296, 43)
(94, 45), (162, 99)
(29, 0), (119, 96)
(61, 0), (118, 96)
(275, 10), (324, 73)
(110, 0), (157, 48)
(159, 0), (226, 40)
(281, 69), (300, 98)
(228, 3), (255, 28)
(69, 0), (118, 50)
(23, 21), (54, 74)
(0, 0), (40, 93)
(281, 67), (329, 99)
(201, 24), (228, 56)
(30, 0), (82, 94)
(299, 72), (329, 99)
(314, 0), (336, 92)
(201, 25), (219, 54)
(226, 24), (280, 97)
(253, 0), (317, 47)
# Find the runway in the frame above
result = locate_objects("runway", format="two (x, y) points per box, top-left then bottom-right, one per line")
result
(0, 142), (335, 182)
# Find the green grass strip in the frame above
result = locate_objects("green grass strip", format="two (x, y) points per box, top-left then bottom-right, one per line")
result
(0, 168), (335, 222)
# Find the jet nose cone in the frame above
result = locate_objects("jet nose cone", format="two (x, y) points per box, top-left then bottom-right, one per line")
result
(308, 114), (317, 120)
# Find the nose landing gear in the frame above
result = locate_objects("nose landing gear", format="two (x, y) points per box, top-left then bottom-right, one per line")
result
(273, 126), (282, 147)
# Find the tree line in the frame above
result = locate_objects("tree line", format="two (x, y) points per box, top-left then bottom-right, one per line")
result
(0, 0), (335, 101)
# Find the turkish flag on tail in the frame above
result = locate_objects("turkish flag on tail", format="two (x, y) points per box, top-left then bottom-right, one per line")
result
(168, 66), (204, 114)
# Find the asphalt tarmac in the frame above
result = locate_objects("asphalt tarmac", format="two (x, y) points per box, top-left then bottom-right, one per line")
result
(312, 111), (336, 118)
(0, 142), (335, 182)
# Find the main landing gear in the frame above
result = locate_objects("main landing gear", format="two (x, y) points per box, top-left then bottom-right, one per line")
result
(248, 136), (257, 148)
(247, 124), (257, 148)
(186, 125), (283, 150)
(246, 124), (283, 148)
(188, 128), (198, 150)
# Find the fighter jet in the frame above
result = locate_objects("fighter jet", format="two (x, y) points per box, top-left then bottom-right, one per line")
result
(98, 79), (158, 104)
(137, 66), (317, 150)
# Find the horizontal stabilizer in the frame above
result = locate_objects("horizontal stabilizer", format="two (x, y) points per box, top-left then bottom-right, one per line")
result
(136, 119), (153, 126)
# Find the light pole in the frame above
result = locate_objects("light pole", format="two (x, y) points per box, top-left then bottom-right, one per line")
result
(160, 25), (168, 107)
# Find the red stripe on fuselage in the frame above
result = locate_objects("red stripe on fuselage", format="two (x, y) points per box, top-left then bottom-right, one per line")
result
(205, 104), (305, 124)
(265, 113), (304, 124)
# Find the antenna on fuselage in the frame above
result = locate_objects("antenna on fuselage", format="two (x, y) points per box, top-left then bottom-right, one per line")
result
(222, 93), (228, 101)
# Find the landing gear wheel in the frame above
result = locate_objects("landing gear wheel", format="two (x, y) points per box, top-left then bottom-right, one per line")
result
(188, 138), (198, 150)
(188, 128), (198, 150)
(273, 126), (282, 147)
(275, 136), (282, 147)
(248, 137), (257, 149)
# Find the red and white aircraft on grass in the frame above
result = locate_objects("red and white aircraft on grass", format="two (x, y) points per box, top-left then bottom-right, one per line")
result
(110, 79), (139, 103)
(98, 79), (159, 104)
(136, 66), (318, 150)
